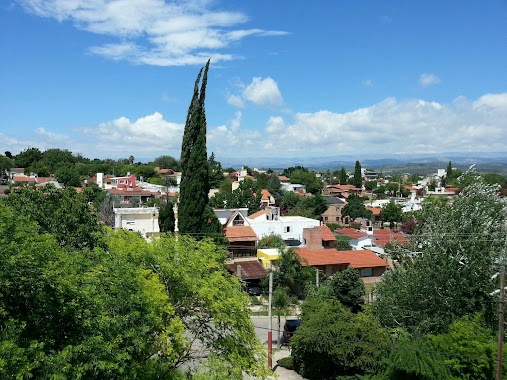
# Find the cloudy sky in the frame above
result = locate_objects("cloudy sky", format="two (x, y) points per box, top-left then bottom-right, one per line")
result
(1, 0), (506, 161)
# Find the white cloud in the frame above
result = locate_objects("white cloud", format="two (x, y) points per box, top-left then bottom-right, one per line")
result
(19, 0), (288, 66)
(80, 112), (184, 155)
(242, 77), (283, 106)
(3, 93), (505, 160)
(419, 73), (441, 88)
(227, 94), (244, 108)
(362, 79), (374, 87)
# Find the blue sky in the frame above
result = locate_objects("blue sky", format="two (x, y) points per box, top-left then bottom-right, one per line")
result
(1, 0), (506, 162)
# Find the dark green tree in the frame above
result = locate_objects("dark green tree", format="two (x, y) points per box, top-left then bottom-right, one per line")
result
(341, 194), (372, 221)
(208, 152), (224, 189)
(339, 166), (347, 185)
(379, 200), (403, 228)
(353, 160), (362, 188)
(328, 266), (365, 313)
(446, 161), (453, 178)
(178, 60), (221, 236)
(55, 165), (82, 187)
(267, 174), (283, 204)
(292, 298), (390, 379)
(4, 186), (103, 250)
(14, 147), (42, 168)
(152, 155), (180, 170)
(257, 233), (286, 249)
(374, 170), (506, 335)
(158, 201), (175, 233)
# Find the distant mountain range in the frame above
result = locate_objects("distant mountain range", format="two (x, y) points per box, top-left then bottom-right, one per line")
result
(219, 152), (507, 175)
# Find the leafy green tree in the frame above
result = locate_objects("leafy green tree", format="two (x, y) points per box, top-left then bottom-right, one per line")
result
(379, 200), (403, 228)
(364, 180), (377, 192)
(280, 191), (302, 212)
(288, 169), (323, 194)
(0, 155), (12, 177)
(255, 172), (269, 190)
(374, 170), (506, 334)
(152, 155), (180, 170)
(341, 194), (372, 221)
(383, 337), (453, 380)
(108, 233), (270, 379)
(4, 186), (103, 250)
(0, 203), (187, 379)
(25, 161), (50, 177)
(272, 249), (307, 298)
(353, 160), (362, 188)
(40, 148), (77, 173)
(4, 151), (12, 159)
(328, 266), (365, 313)
(178, 60), (221, 236)
(134, 164), (157, 180)
(55, 165), (82, 187)
(210, 178), (261, 214)
(272, 287), (296, 348)
(483, 172), (507, 187)
(292, 298), (390, 379)
(14, 147), (43, 168)
(335, 237), (353, 250)
(287, 194), (328, 220)
(428, 314), (496, 380)
(258, 233), (286, 249)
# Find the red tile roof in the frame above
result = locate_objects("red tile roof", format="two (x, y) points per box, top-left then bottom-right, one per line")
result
(370, 229), (406, 247)
(13, 176), (36, 182)
(225, 226), (258, 242)
(261, 189), (272, 201)
(296, 247), (387, 269)
(278, 175), (290, 182)
(316, 225), (336, 241)
(227, 260), (268, 280)
(248, 210), (266, 219)
(367, 207), (382, 216)
(335, 228), (367, 239)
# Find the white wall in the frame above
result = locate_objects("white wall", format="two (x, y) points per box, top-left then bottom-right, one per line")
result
(114, 207), (159, 238)
(247, 215), (319, 244)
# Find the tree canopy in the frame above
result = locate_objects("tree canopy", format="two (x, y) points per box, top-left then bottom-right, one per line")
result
(374, 169), (507, 334)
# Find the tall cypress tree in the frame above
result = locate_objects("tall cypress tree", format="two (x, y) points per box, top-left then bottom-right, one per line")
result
(178, 60), (222, 237)
(353, 160), (362, 188)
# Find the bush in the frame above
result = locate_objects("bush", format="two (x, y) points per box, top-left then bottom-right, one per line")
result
(277, 356), (294, 370)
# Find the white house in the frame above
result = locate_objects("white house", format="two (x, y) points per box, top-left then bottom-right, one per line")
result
(247, 206), (319, 246)
(114, 207), (160, 239)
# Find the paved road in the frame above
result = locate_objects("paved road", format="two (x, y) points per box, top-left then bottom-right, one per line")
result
(250, 316), (306, 380)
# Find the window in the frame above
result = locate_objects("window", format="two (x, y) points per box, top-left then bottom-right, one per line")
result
(284, 226), (291, 233)
(360, 268), (373, 277)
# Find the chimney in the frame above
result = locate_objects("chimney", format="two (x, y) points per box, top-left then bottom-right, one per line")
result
(303, 228), (323, 250)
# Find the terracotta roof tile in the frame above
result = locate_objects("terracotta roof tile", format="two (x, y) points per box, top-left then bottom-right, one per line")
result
(371, 229), (406, 247)
(227, 260), (267, 280)
(367, 207), (382, 216)
(296, 247), (387, 268)
(248, 210), (266, 219)
(13, 176), (36, 182)
(225, 226), (258, 242)
(278, 175), (290, 182)
(261, 189), (272, 201)
(316, 225), (336, 241)
(335, 228), (367, 239)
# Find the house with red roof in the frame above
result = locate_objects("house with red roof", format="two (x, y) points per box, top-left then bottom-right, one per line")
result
(335, 227), (405, 255)
(260, 189), (275, 208)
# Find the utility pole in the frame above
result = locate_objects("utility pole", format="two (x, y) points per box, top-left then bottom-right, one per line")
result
(268, 271), (273, 369)
(316, 268), (319, 288)
(497, 265), (505, 380)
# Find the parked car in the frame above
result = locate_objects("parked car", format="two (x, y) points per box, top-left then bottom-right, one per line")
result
(246, 286), (262, 296)
(281, 319), (301, 345)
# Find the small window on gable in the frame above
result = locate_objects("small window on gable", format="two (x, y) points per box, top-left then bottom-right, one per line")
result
(284, 226), (291, 233)
(232, 213), (244, 226)
(360, 268), (373, 277)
